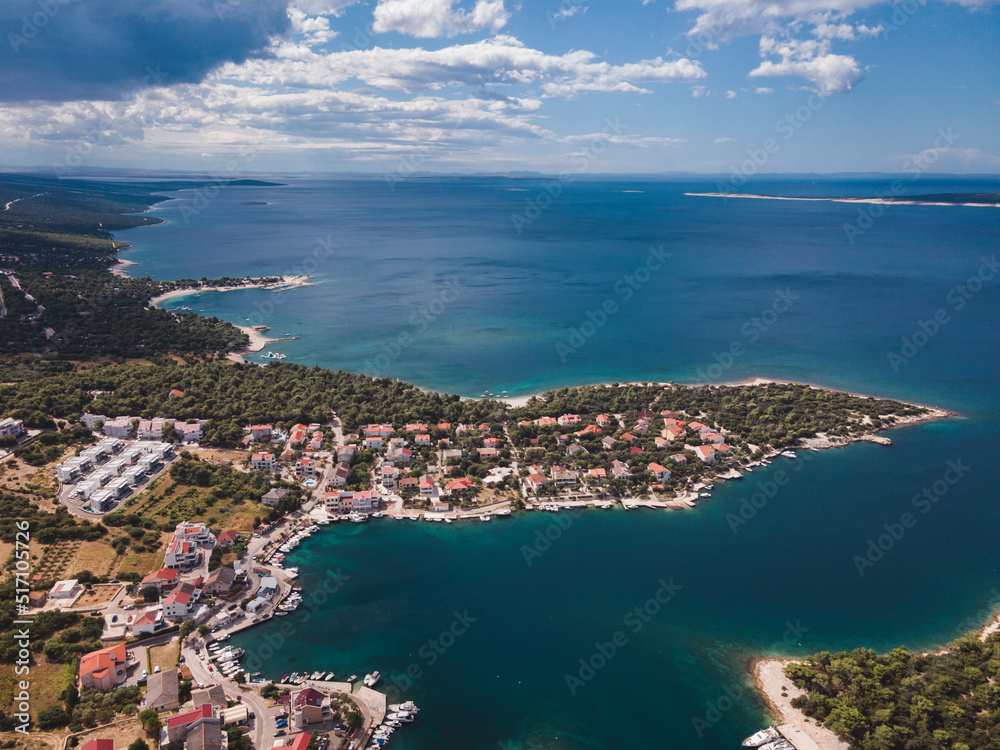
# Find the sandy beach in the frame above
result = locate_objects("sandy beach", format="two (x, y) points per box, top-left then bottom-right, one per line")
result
(752, 659), (851, 750)
(110, 258), (138, 277)
(226, 326), (275, 363)
(147, 274), (313, 308)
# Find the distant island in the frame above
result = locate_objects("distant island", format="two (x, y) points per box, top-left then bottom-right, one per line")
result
(687, 191), (1000, 207)
(241, 201), (269, 205)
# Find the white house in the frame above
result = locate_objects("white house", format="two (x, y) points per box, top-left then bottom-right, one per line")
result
(163, 590), (192, 618)
(164, 538), (199, 570)
(49, 579), (80, 599)
(81, 413), (106, 430)
(647, 462), (671, 482)
(90, 490), (115, 513)
(694, 445), (716, 463)
(175, 521), (212, 544)
(103, 418), (132, 438)
(0, 417), (25, 439)
(251, 452), (276, 472)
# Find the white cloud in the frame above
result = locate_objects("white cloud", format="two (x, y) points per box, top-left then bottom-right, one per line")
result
(724, 89), (737, 98)
(288, 8), (337, 44)
(754, 86), (773, 93)
(552, 4), (587, 21)
(670, 0), (987, 94)
(292, 0), (359, 15)
(691, 85), (709, 97)
(231, 36), (705, 97)
(373, 0), (510, 37)
(674, 0), (885, 43)
(714, 136), (735, 142)
(749, 35), (862, 94)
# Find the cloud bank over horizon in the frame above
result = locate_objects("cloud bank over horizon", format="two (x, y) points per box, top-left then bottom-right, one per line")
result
(0, 0), (997, 173)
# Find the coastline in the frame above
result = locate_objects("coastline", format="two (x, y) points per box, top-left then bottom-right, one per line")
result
(685, 192), (1000, 208)
(147, 274), (314, 308)
(750, 607), (1000, 750)
(502, 375), (954, 436)
(227, 326), (275, 363)
(751, 659), (851, 750)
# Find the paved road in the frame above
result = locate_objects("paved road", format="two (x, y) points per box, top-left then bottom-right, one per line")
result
(182, 635), (275, 750)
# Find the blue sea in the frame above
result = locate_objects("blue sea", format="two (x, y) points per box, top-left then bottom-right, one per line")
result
(118, 176), (1000, 749)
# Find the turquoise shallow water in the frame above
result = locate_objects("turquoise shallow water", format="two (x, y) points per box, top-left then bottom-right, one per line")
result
(116, 177), (1000, 749)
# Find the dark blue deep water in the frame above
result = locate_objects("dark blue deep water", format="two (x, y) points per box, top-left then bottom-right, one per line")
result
(118, 177), (1000, 749)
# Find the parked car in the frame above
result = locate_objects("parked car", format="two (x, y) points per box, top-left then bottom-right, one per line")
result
(274, 730), (286, 737)
(154, 665), (161, 673)
(123, 604), (135, 611)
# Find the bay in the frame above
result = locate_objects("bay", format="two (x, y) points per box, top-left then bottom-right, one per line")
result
(117, 176), (1000, 749)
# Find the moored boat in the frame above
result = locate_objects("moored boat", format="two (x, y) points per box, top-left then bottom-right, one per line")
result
(742, 727), (780, 747)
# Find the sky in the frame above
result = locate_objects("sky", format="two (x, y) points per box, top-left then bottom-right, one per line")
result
(0, 0), (998, 175)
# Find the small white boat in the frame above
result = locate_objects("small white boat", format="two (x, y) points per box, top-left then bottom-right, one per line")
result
(700, 493), (711, 498)
(371, 512), (385, 519)
(444, 518), (453, 524)
(781, 451), (798, 459)
(743, 727), (780, 747)
(480, 514), (492, 522)
(364, 671), (381, 687)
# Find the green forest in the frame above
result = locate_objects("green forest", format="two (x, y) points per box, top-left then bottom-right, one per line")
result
(785, 635), (1000, 749)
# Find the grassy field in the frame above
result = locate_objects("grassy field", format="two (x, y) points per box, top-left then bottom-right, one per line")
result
(126, 477), (262, 533)
(75, 584), (123, 609)
(0, 456), (64, 506)
(149, 642), (181, 674)
(69, 716), (148, 750)
(116, 534), (169, 580)
(0, 659), (76, 722)
(65, 541), (121, 579)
